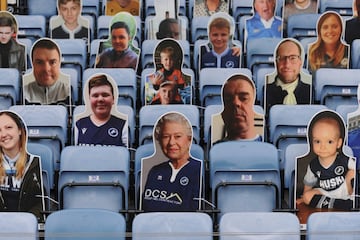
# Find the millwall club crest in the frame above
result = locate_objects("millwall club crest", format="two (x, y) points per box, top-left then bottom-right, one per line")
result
(108, 127), (119, 137)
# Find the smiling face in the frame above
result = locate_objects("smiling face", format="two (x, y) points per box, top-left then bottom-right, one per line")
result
(160, 52), (174, 71)
(312, 119), (342, 164)
(58, 1), (81, 27)
(209, 26), (230, 54)
(0, 114), (21, 156)
(158, 84), (176, 105)
(254, 0), (276, 21)
(221, 77), (256, 140)
(89, 84), (114, 120)
(32, 47), (61, 87)
(159, 121), (191, 163)
(276, 40), (302, 83)
(319, 14), (342, 46)
(111, 27), (130, 52)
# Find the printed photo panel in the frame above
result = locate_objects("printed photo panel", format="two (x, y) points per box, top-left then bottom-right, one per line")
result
(210, 73), (264, 146)
(295, 110), (357, 227)
(193, 0), (229, 17)
(105, 0), (140, 16)
(139, 111), (203, 212)
(245, 0), (283, 46)
(0, 11), (26, 73)
(74, 73), (129, 147)
(307, 11), (349, 73)
(264, 38), (312, 117)
(95, 12), (140, 72)
(146, 0), (187, 40)
(347, 84), (360, 170)
(344, 0), (360, 46)
(22, 38), (72, 108)
(50, 0), (90, 49)
(199, 12), (241, 70)
(145, 38), (192, 105)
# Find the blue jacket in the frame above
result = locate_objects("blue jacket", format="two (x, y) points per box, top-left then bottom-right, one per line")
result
(246, 13), (282, 41)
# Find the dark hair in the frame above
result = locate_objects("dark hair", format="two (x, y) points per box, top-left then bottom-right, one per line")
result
(58, 0), (81, 7)
(88, 74), (114, 96)
(0, 14), (14, 28)
(356, 0), (360, 17)
(31, 38), (60, 61)
(156, 18), (179, 39)
(111, 21), (130, 35)
(307, 110), (345, 152)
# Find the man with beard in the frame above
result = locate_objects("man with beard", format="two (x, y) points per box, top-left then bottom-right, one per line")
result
(218, 74), (262, 142)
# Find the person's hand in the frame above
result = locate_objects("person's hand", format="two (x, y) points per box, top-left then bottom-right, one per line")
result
(231, 46), (241, 57)
(149, 71), (164, 85)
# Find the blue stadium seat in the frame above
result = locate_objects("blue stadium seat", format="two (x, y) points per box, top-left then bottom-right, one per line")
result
(314, 68), (360, 110)
(26, 0), (57, 19)
(219, 212), (300, 240)
(335, 104), (358, 122)
(319, 0), (353, 16)
(134, 143), (204, 209)
(0, 212), (38, 240)
(10, 105), (68, 171)
(17, 37), (32, 68)
(61, 67), (80, 105)
(254, 66), (274, 106)
(54, 39), (87, 81)
(15, 15), (46, 42)
(246, 37), (281, 73)
(82, 68), (137, 110)
(138, 105), (201, 145)
(268, 104), (327, 169)
(232, 0), (253, 22)
(45, 208), (126, 240)
(0, 68), (19, 109)
(210, 141), (281, 220)
(199, 68), (252, 107)
(132, 212), (213, 240)
(82, 0), (102, 20)
(191, 16), (210, 42)
(58, 145), (129, 212)
(307, 212), (360, 240)
(287, 14), (320, 40)
(351, 39), (360, 69)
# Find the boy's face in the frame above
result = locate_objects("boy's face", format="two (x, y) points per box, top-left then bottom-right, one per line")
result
(209, 26), (230, 52)
(59, 1), (81, 26)
(0, 26), (14, 44)
(160, 52), (174, 71)
(312, 121), (342, 163)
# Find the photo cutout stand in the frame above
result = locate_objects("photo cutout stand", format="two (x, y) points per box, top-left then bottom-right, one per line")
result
(294, 110), (357, 230)
(144, 38), (192, 105)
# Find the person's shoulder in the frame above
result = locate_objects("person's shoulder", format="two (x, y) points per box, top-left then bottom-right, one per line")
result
(110, 114), (127, 123)
(150, 161), (170, 172)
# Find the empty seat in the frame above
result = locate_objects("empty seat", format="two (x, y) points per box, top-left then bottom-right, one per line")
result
(0, 212), (38, 240)
(132, 212), (213, 240)
(210, 141), (281, 220)
(191, 16), (210, 42)
(307, 212), (360, 239)
(58, 145), (129, 212)
(219, 212), (300, 240)
(15, 15), (46, 42)
(0, 68), (19, 109)
(287, 14), (320, 40)
(314, 68), (360, 110)
(45, 208), (126, 240)
(319, 0), (353, 16)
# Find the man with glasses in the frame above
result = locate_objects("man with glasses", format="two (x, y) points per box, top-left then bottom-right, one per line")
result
(265, 38), (312, 114)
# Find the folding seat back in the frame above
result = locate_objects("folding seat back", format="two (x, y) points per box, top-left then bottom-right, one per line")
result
(287, 14), (320, 40)
(58, 146), (129, 212)
(191, 16), (210, 43)
(219, 212), (300, 240)
(314, 69), (360, 110)
(132, 212), (213, 240)
(319, 0), (353, 16)
(0, 68), (19, 109)
(45, 208), (126, 240)
(15, 15), (46, 42)
(0, 212), (38, 240)
(210, 141), (281, 219)
(307, 212), (360, 240)
(351, 39), (360, 68)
